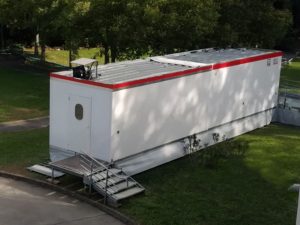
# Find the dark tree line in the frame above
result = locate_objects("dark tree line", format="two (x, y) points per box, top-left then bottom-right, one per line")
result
(0, 0), (297, 64)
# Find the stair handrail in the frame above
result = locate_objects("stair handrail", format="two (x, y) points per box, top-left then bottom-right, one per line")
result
(82, 154), (127, 203)
(79, 152), (144, 199)
(80, 161), (127, 192)
(79, 153), (139, 190)
(80, 153), (135, 182)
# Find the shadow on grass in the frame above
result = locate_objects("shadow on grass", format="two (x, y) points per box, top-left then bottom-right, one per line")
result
(0, 52), (68, 75)
(121, 124), (300, 225)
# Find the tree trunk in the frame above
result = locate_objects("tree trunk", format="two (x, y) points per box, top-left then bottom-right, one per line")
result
(68, 42), (78, 67)
(41, 42), (46, 61)
(111, 46), (116, 63)
(34, 33), (39, 56)
(69, 49), (72, 68)
(104, 44), (109, 64)
(0, 24), (4, 50)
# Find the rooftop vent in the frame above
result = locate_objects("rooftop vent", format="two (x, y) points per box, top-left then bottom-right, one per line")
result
(71, 58), (99, 80)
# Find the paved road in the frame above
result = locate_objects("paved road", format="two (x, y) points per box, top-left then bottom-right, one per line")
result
(0, 116), (49, 132)
(0, 177), (125, 225)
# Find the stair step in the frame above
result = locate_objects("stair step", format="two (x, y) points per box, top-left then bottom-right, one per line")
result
(106, 180), (136, 194)
(93, 168), (121, 180)
(94, 175), (128, 187)
(76, 154), (144, 203)
(112, 187), (145, 201)
(92, 170), (122, 182)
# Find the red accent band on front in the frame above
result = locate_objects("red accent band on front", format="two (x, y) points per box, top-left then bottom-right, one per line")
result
(50, 51), (283, 91)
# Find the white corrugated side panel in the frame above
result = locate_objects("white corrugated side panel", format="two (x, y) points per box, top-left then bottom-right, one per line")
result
(207, 58), (281, 128)
(110, 57), (281, 161)
(117, 109), (275, 175)
(50, 78), (112, 161)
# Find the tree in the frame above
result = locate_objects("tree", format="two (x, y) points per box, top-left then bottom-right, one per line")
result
(32, 0), (69, 61)
(85, 0), (219, 63)
(276, 0), (300, 52)
(0, 0), (8, 49)
(50, 0), (90, 66)
(0, 0), (35, 49)
(85, 0), (146, 63)
(143, 0), (219, 54)
(0, 0), (295, 62)
(214, 0), (292, 48)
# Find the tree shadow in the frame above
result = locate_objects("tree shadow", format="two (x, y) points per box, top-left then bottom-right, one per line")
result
(0, 51), (68, 75)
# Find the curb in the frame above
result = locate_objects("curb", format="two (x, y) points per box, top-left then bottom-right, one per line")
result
(0, 170), (139, 225)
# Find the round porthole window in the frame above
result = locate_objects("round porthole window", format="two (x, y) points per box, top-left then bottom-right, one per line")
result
(75, 104), (83, 120)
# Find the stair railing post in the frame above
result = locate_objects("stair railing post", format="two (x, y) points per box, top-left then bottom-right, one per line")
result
(297, 188), (300, 225)
(104, 169), (109, 204)
(51, 168), (54, 184)
(89, 160), (93, 195)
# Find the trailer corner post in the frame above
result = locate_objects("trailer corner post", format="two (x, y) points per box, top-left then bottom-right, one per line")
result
(297, 188), (300, 225)
(288, 184), (300, 225)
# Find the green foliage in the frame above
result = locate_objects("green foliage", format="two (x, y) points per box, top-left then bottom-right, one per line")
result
(0, 0), (295, 63)
(143, 0), (219, 54)
(214, 0), (293, 48)
(7, 44), (24, 55)
(86, 0), (148, 63)
(198, 139), (248, 168)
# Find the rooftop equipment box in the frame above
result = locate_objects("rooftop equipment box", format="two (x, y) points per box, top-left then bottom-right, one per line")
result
(50, 48), (282, 174)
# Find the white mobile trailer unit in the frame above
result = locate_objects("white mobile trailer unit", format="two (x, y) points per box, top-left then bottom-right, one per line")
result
(50, 48), (282, 175)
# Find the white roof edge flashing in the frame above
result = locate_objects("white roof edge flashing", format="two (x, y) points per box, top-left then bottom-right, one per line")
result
(150, 56), (209, 68)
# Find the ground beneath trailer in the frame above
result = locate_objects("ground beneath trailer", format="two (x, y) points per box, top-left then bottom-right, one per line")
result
(0, 177), (124, 225)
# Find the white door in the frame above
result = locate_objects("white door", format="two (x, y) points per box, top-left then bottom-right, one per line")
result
(67, 95), (92, 155)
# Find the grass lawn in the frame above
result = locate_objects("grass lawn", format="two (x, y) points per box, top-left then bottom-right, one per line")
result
(24, 47), (105, 66)
(0, 124), (299, 225)
(0, 67), (49, 122)
(0, 128), (49, 175)
(121, 124), (300, 225)
(280, 59), (300, 94)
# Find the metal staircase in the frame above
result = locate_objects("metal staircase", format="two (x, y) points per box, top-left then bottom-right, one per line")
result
(51, 153), (144, 205)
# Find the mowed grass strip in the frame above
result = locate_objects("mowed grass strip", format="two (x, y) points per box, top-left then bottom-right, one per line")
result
(0, 67), (49, 122)
(0, 128), (49, 174)
(280, 59), (300, 94)
(121, 124), (300, 225)
(24, 48), (105, 66)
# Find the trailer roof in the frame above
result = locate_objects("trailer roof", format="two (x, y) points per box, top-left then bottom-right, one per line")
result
(164, 48), (266, 64)
(51, 48), (282, 90)
(71, 58), (97, 66)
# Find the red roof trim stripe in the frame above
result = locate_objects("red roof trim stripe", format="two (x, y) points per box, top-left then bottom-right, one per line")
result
(49, 51), (283, 90)
(212, 51), (283, 69)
